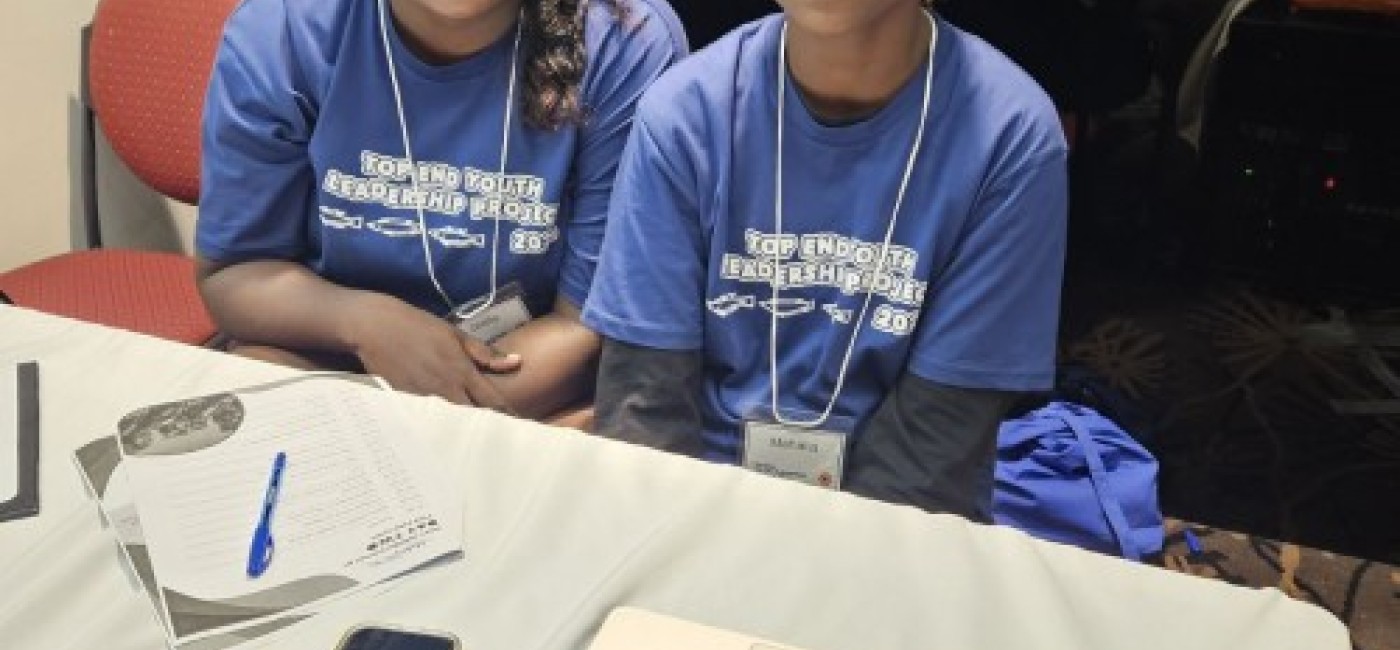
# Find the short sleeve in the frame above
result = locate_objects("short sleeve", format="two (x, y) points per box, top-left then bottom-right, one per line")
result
(196, 33), (315, 264)
(907, 149), (1068, 391)
(582, 116), (707, 351)
(556, 6), (688, 307)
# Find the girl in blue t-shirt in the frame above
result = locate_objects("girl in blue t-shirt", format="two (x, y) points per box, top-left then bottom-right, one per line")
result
(584, 0), (1068, 518)
(197, 0), (686, 419)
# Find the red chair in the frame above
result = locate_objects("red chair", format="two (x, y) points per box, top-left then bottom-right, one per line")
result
(0, 0), (238, 345)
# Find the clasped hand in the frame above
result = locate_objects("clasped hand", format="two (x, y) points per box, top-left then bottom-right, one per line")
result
(352, 300), (521, 413)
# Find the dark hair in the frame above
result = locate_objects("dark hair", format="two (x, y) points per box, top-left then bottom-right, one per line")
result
(520, 0), (628, 130)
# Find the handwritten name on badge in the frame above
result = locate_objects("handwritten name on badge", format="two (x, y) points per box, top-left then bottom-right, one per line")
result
(767, 436), (820, 454)
(744, 422), (846, 490)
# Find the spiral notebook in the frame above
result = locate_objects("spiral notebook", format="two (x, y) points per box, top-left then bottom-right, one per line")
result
(0, 362), (39, 523)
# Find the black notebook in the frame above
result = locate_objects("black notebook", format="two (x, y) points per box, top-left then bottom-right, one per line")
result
(0, 361), (39, 522)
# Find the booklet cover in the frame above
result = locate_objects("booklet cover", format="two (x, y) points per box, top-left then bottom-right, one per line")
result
(75, 436), (319, 650)
(76, 374), (462, 648)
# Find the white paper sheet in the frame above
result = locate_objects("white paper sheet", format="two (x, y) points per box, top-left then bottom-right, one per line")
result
(117, 376), (461, 644)
(1, 364), (19, 504)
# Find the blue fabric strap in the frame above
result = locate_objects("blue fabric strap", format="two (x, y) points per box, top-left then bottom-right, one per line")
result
(1058, 411), (1141, 560)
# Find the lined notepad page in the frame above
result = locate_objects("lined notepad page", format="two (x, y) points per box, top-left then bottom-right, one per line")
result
(121, 377), (459, 606)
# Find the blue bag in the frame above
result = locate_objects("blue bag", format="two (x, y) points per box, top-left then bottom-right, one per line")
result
(992, 401), (1164, 560)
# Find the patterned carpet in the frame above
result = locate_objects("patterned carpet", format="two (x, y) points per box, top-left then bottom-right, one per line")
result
(1159, 519), (1400, 650)
(1062, 276), (1400, 647)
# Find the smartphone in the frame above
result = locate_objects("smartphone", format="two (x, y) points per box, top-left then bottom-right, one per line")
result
(335, 624), (461, 650)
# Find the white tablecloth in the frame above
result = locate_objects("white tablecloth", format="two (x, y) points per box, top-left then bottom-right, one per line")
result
(0, 306), (1349, 650)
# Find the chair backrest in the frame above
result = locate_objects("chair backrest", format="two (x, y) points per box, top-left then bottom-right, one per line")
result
(89, 0), (240, 204)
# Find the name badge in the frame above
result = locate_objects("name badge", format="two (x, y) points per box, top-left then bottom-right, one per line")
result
(448, 281), (531, 343)
(742, 421), (847, 489)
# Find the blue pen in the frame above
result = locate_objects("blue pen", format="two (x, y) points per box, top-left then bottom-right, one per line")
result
(1184, 528), (1204, 556)
(246, 452), (287, 578)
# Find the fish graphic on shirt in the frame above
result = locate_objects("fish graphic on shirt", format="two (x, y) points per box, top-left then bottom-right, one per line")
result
(367, 217), (421, 237)
(707, 293), (756, 317)
(760, 297), (815, 318)
(823, 303), (853, 324)
(319, 207), (362, 230)
(429, 227), (486, 248)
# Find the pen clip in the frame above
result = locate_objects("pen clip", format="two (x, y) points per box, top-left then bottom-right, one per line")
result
(1183, 528), (1204, 557)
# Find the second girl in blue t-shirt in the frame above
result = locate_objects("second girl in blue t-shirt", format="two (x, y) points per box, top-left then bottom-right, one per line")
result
(584, 0), (1068, 518)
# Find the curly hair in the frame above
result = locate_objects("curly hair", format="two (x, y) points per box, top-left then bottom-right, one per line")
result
(520, 0), (628, 130)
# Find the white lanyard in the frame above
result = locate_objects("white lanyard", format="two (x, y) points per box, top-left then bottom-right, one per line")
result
(377, 0), (521, 314)
(769, 11), (937, 428)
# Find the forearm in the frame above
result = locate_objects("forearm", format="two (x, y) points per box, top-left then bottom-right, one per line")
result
(197, 258), (389, 355)
(845, 374), (1019, 522)
(487, 299), (601, 420)
(594, 338), (706, 456)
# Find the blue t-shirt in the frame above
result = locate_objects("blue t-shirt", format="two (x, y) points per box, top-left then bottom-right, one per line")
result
(583, 14), (1068, 461)
(198, 0), (687, 316)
